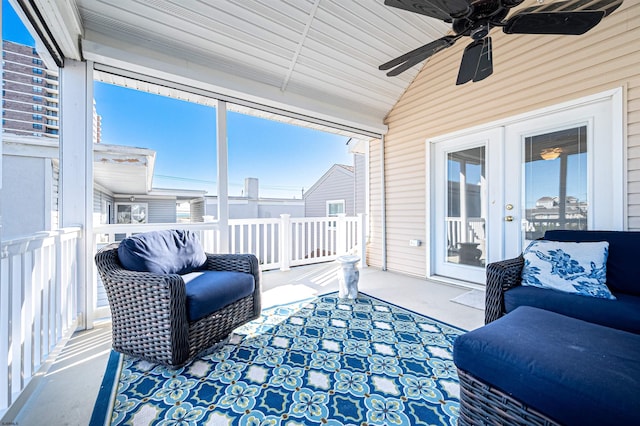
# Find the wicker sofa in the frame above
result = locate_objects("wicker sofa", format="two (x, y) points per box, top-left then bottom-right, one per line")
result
(95, 229), (261, 367)
(453, 230), (640, 425)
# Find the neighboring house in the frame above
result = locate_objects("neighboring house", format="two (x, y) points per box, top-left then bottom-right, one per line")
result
(190, 177), (304, 221)
(2, 135), (59, 238)
(2, 133), (305, 240)
(92, 142), (205, 226)
(304, 164), (354, 218)
(303, 146), (367, 218)
(1, 135), (205, 239)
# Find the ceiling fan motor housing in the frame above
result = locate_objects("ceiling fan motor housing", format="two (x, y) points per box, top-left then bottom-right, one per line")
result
(453, 1), (511, 38)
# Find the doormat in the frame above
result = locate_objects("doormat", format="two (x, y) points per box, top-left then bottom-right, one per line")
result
(450, 290), (485, 310)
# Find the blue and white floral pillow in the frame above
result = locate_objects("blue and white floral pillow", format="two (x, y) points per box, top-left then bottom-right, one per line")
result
(521, 240), (615, 299)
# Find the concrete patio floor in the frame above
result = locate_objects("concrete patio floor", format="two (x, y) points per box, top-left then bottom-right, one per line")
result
(3, 263), (484, 426)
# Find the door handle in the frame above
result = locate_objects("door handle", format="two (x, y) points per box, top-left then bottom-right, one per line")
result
(505, 216), (514, 222)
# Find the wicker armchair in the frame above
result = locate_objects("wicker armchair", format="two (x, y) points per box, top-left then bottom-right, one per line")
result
(95, 244), (261, 367)
(484, 255), (524, 324)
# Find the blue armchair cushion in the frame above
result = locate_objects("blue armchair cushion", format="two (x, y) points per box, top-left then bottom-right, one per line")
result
(521, 240), (615, 299)
(544, 230), (640, 295)
(504, 286), (640, 334)
(117, 229), (207, 275)
(454, 306), (640, 426)
(182, 271), (255, 322)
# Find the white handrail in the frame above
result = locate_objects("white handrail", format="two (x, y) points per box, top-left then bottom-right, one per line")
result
(0, 227), (82, 413)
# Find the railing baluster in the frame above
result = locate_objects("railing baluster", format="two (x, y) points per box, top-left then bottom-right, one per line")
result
(22, 248), (33, 386)
(0, 254), (9, 410)
(9, 244), (22, 407)
(306, 221), (311, 258)
(54, 235), (62, 342)
(271, 222), (276, 265)
(33, 247), (42, 369)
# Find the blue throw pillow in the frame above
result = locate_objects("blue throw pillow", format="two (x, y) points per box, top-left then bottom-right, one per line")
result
(117, 229), (207, 275)
(521, 240), (615, 299)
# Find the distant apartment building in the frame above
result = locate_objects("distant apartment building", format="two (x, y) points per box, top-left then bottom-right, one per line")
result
(2, 40), (59, 138)
(2, 40), (101, 142)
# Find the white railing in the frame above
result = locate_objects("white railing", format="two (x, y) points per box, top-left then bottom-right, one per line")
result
(228, 218), (280, 270)
(0, 227), (82, 414)
(227, 214), (365, 270)
(93, 214), (365, 272)
(446, 217), (485, 251)
(92, 214), (365, 314)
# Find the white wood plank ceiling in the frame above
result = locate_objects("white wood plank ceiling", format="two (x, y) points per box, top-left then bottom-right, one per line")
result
(34, 0), (450, 136)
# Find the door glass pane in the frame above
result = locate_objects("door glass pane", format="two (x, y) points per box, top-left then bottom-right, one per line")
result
(446, 147), (486, 267)
(523, 126), (588, 240)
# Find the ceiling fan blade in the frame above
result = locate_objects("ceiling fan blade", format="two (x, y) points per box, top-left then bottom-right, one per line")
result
(383, 0), (471, 22)
(513, 0), (622, 16)
(456, 39), (484, 85)
(381, 36), (458, 76)
(473, 37), (493, 83)
(504, 10), (606, 35)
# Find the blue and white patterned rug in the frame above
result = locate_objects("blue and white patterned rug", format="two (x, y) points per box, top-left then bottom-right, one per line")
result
(90, 292), (465, 425)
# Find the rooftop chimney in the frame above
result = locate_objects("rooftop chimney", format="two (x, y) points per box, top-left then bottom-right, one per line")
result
(245, 177), (259, 200)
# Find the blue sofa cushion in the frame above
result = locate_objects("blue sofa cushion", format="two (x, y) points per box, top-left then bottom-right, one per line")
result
(521, 240), (614, 299)
(454, 306), (640, 426)
(182, 271), (255, 322)
(544, 230), (640, 296)
(505, 286), (640, 334)
(118, 229), (207, 275)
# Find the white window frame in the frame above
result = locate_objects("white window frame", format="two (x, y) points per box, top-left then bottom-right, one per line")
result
(326, 199), (345, 217)
(326, 199), (345, 229)
(115, 202), (148, 224)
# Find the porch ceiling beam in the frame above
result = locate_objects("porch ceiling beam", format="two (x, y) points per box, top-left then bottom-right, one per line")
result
(280, 0), (320, 93)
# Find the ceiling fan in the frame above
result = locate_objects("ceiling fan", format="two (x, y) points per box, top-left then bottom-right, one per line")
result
(380, 0), (623, 85)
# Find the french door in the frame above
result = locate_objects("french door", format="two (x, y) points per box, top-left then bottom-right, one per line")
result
(430, 92), (622, 284)
(432, 128), (502, 284)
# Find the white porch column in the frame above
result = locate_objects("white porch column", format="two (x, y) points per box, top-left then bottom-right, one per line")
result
(216, 100), (229, 253)
(60, 59), (94, 330)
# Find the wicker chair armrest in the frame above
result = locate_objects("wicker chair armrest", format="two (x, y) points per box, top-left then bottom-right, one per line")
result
(204, 252), (262, 316)
(485, 255), (524, 325)
(103, 269), (188, 324)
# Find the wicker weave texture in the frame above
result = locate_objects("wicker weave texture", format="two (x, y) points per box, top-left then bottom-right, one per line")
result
(95, 245), (261, 367)
(457, 369), (561, 426)
(484, 256), (524, 324)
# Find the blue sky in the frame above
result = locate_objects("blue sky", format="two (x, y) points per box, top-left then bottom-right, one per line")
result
(4, 0), (352, 198)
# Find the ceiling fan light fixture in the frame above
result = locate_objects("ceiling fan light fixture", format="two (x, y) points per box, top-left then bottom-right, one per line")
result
(540, 147), (563, 160)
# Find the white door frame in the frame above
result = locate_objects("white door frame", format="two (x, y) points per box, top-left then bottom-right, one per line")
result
(429, 128), (504, 284)
(426, 87), (625, 285)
